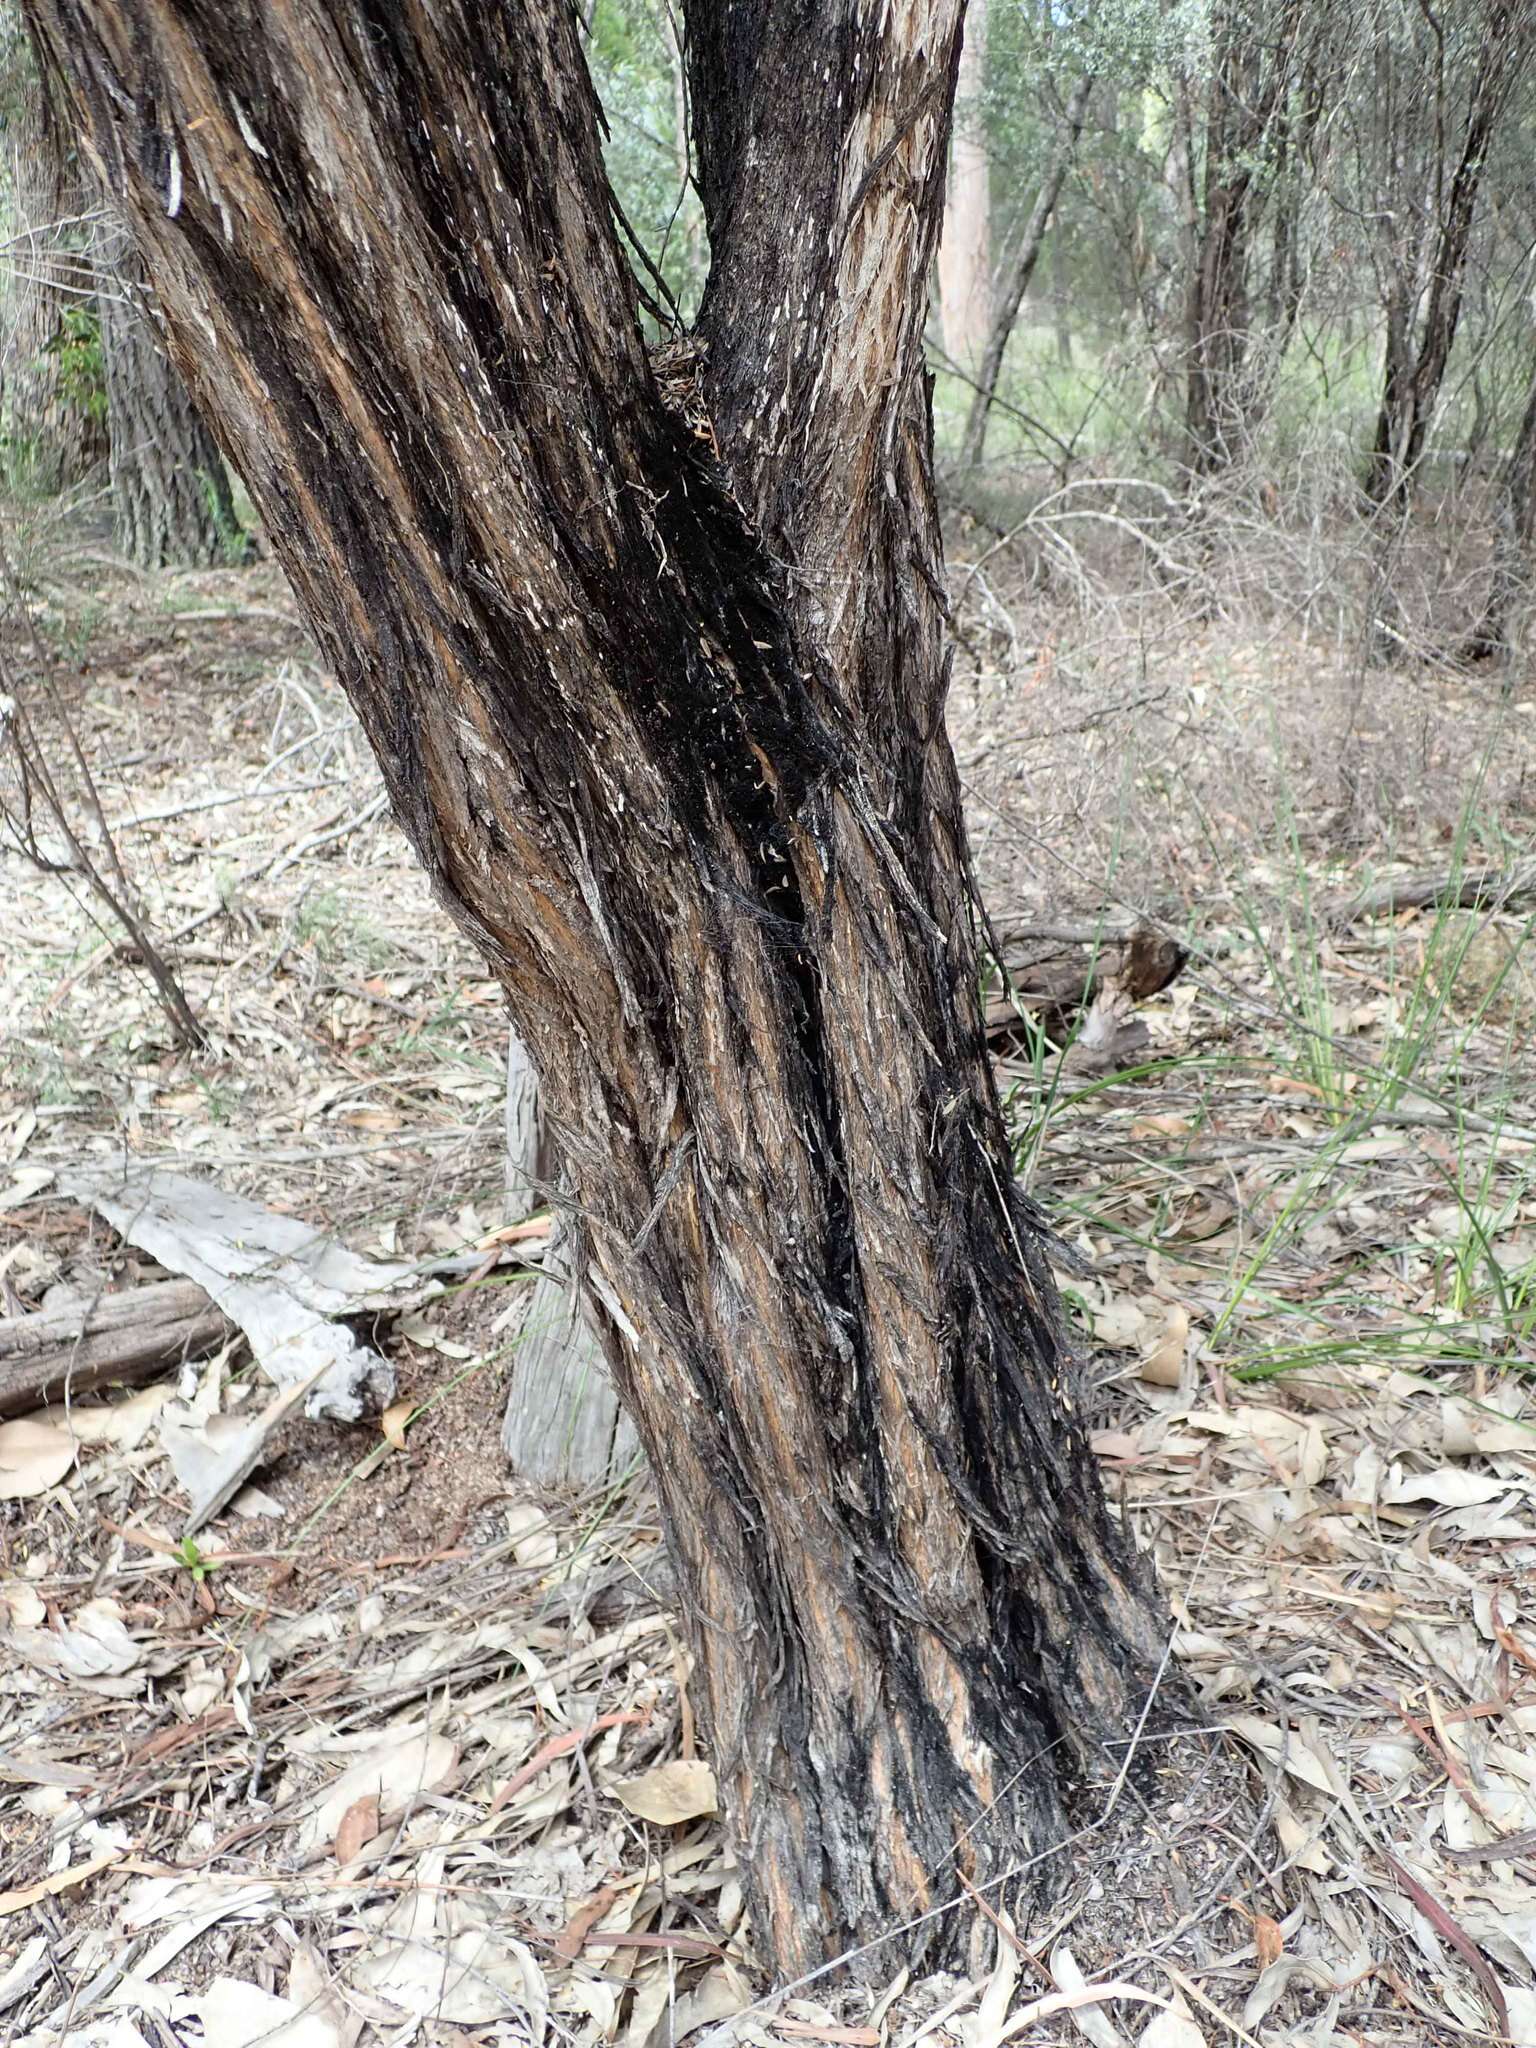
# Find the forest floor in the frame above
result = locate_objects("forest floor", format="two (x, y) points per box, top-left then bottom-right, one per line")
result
(2, 508), (1535, 2048)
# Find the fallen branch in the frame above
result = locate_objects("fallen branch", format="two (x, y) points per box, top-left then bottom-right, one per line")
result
(1325, 858), (1536, 927)
(0, 1278), (234, 1420)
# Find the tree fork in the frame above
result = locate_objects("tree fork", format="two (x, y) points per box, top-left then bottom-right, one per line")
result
(31, 0), (1200, 1975)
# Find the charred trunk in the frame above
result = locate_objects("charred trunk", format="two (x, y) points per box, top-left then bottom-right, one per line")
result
(32, 0), (1195, 1976)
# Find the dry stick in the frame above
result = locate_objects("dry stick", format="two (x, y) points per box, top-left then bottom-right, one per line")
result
(106, 777), (347, 832)
(0, 554), (206, 1046)
(0, 680), (206, 1048)
(46, 786), (392, 1013)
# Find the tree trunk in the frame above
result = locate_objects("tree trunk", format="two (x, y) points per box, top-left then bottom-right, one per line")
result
(1364, 2), (1520, 509)
(937, 0), (990, 372)
(1466, 350), (1536, 671)
(1181, 0), (1316, 482)
(960, 70), (1092, 468)
(0, 35), (106, 487)
(1050, 229), (1072, 369)
(98, 237), (244, 566)
(33, 0), (1192, 1977)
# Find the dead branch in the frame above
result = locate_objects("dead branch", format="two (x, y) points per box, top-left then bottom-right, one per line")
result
(0, 1278), (234, 1418)
(1325, 857), (1536, 927)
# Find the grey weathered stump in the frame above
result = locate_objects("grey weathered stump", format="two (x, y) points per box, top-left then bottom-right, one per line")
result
(499, 1032), (639, 1486)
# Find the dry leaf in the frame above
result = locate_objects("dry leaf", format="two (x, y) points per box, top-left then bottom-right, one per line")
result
(1383, 1467), (1511, 1507)
(192, 1975), (344, 2048)
(614, 1758), (718, 1823)
(0, 1850), (119, 1918)
(338, 1107), (403, 1132)
(0, 1415), (76, 1499)
(1, 1580), (46, 1628)
(1253, 1914), (1284, 1967)
(1093, 1294), (1150, 1350)
(334, 1793), (380, 1864)
(1140, 1304), (1189, 1386)
(1139, 2009), (1207, 2047)
(295, 1730), (456, 1855)
(381, 1398), (413, 1451)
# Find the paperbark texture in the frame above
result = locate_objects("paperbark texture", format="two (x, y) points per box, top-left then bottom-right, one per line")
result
(31, 0), (1188, 1975)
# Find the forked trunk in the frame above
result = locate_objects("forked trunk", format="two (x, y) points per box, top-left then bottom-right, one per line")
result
(32, 0), (1192, 1975)
(1364, 2), (1519, 510)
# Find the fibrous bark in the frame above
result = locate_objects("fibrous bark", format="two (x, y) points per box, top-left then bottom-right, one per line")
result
(99, 236), (243, 565)
(31, 0), (1193, 1976)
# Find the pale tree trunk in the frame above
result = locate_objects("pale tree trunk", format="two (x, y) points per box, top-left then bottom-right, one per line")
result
(98, 237), (244, 565)
(959, 70), (1092, 468)
(501, 1030), (638, 1486)
(34, 0), (1195, 1977)
(937, 0), (989, 372)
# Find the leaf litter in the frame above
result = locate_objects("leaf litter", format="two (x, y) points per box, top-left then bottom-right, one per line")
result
(2, 538), (1536, 2044)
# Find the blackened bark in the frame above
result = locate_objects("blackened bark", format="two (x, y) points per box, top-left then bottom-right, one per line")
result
(31, 0), (1193, 1976)
(958, 70), (1091, 469)
(99, 239), (244, 565)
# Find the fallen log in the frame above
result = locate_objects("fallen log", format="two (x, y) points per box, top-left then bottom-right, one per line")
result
(985, 920), (1186, 1039)
(1325, 859), (1536, 928)
(0, 1279), (235, 1420)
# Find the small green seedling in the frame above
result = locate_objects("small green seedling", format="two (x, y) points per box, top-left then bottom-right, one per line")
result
(173, 1536), (218, 1584)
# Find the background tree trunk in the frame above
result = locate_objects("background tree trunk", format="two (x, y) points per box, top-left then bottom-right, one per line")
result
(0, 30), (105, 487)
(937, 0), (990, 372)
(98, 236), (243, 566)
(960, 69), (1092, 468)
(1181, 0), (1317, 482)
(1364, 2), (1519, 509)
(32, 0), (1193, 1977)
(1466, 350), (1536, 671)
